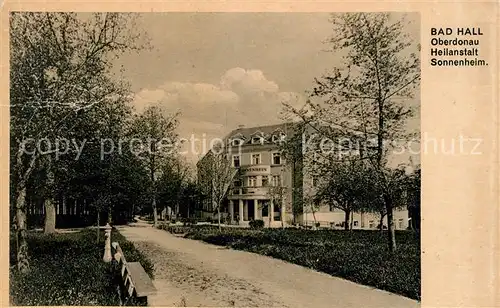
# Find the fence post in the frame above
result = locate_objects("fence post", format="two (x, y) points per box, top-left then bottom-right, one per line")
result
(103, 223), (112, 263)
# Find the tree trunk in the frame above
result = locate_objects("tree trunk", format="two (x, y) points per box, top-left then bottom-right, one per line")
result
(44, 198), (56, 234)
(379, 213), (385, 232)
(350, 210), (354, 230)
(311, 207), (318, 230)
(269, 208), (272, 228)
(386, 204), (396, 252)
(43, 157), (56, 234)
(16, 187), (30, 274)
(217, 205), (221, 231)
(152, 196), (158, 227)
(344, 210), (350, 231)
(108, 206), (112, 224)
(96, 211), (100, 243)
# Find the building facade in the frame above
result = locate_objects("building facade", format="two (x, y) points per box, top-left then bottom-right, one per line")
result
(196, 123), (299, 227)
(197, 122), (411, 230)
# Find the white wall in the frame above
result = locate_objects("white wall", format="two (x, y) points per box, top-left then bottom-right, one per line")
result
(303, 209), (410, 230)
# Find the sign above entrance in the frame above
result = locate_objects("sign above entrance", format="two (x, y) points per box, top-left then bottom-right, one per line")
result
(240, 165), (270, 176)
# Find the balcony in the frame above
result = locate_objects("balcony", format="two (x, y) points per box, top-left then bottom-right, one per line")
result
(238, 165), (271, 176)
(230, 186), (269, 197)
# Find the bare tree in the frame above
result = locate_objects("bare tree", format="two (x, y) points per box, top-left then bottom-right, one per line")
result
(200, 146), (237, 231)
(266, 180), (287, 228)
(283, 13), (420, 251)
(301, 180), (320, 229)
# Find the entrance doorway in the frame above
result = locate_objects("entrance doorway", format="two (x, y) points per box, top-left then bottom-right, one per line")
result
(248, 200), (255, 220)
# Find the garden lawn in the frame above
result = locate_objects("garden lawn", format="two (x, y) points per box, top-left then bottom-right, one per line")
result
(9, 228), (153, 306)
(176, 226), (420, 300)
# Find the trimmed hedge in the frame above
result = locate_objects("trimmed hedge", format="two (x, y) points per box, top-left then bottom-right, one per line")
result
(27, 214), (133, 229)
(249, 219), (265, 229)
(111, 228), (154, 279)
(9, 228), (153, 306)
(181, 227), (420, 300)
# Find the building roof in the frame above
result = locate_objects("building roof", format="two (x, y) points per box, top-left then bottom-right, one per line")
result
(196, 122), (301, 166)
(224, 122), (299, 143)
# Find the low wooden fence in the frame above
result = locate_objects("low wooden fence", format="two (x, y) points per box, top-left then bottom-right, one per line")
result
(102, 224), (157, 306)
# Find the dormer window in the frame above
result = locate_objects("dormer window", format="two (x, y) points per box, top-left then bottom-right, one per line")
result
(249, 130), (265, 145)
(271, 131), (286, 143)
(232, 139), (242, 146)
(251, 136), (264, 144)
(229, 133), (245, 147)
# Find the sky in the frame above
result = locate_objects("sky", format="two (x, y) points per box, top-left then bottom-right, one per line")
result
(111, 12), (420, 166)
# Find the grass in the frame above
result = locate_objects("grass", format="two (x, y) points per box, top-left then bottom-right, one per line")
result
(9, 228), (154, 306)
(164, 225), (420, 300)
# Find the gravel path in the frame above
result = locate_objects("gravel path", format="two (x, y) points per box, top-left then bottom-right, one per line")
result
(116, 223), (419, 308)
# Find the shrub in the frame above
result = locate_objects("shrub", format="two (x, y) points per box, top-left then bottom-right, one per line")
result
(10, 229), (117, 305)
(157, 222), (169, 230)
(111, 231), (154, 279)
(249, 219), (264, 229)
(9, 228), (154, 306)
(181, 217), (198, 226)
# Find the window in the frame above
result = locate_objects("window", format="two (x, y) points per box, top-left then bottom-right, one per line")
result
(312, 177), (318, 187)
(398, 218), (404, 229)
(262, 202), (269, 216)
(272, 153), (282, 165)
(262, 176), (269, 186)
(233, 180), (242, 187)
(232, 155), (240, 167)
(272, 175), (281, 187)
(232, 139), (242, 146)
(272, 135), (279, 143)
(252, 137), (263, 144)
(369, 220), (374, 229)
(248, 176), (257, 187)
(251, 153), (261, 165)
(353, 221), (359, 227)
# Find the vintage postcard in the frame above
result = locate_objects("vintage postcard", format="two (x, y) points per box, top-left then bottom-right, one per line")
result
(1, 1), (498, 307)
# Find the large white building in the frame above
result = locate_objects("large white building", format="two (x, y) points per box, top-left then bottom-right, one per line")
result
(197, 122), (413, 230)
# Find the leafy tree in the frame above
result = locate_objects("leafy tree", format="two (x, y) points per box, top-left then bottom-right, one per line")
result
(10, 12), (145, 273)
(129, 105), (180, 227)
(356, 165), (409, 232)
(315, 161), (368, 230)
(177, 179), (204, 219)
(283, 13), (420, 251)
(405, 166), (421, 231)
(156, 156), (191, 220)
